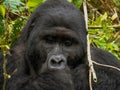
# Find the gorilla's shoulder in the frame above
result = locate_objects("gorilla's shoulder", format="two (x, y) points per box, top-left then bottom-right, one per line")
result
(91, 46), (120, 67)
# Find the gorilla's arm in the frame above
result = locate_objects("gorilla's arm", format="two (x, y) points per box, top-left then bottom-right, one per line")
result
(91, 47), (120, 90)
(91, 47), (120, 66)
(6, 70), (74, 90)
(72, 47), (120, 90)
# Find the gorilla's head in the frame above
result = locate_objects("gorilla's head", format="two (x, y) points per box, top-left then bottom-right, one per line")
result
(16, 0), (87, 79)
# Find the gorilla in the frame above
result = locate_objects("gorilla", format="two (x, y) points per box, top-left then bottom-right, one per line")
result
(0, 0), (120, 90)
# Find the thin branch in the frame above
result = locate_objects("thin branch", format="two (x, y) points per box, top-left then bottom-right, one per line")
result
(88, 25), (120, 29)
(2, 8), (9, 90)
(83, 0), (97, 90)
(93, 61), (120, 72)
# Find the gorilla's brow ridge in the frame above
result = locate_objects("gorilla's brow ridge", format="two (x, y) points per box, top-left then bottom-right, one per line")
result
(40, 27), (80, 42)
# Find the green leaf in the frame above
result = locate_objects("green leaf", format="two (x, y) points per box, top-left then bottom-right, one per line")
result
(113, 0), (120, 6)
(68, 0), (72, 2)
(101, 12), (108, 21)
(0, 5), (5, 18)
(27, 0), (45, 11)
(73, 0), (83, 8)
(3, 0), (25, 12)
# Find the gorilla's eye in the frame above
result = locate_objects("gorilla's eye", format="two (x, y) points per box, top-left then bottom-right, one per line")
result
(44, 35), (55, 43)
(64, 40), (72, 47)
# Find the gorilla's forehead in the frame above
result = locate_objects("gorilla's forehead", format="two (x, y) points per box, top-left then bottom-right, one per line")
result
(34, 12), (85, 35)
(28, 0), (87, 44)
(32, 2), (86, 33)
(34, 26), (80, 40)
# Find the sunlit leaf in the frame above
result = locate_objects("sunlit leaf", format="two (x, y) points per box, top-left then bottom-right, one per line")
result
(27, 0), (45, 11)
(68, 0), (72, 2)
(101, 12), (108, 21)
(111, 13), (118, 21)
(0, 5), (5, 18)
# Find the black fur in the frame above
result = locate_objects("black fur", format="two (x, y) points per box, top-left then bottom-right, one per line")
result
(0, 0), (120, 90)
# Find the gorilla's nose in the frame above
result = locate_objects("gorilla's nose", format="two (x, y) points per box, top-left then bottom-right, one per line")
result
(48, 55), (66, 70)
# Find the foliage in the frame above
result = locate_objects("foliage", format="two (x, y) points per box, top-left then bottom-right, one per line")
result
(89, 12), (120, 59)
(0, 0), (120, 60)
(72, 0), (83, 8)
(0, 0), (27, 53)
(113, 0), (120, 6)
(26, 0), (45, 11)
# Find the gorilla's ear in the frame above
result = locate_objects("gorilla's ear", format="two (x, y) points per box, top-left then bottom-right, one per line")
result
(20, 16), (37, 43)
(10, 44), (26, 60)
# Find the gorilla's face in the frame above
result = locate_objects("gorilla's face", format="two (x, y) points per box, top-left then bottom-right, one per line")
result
(26, 25), (83, 75)
(22, 0), (86, 81)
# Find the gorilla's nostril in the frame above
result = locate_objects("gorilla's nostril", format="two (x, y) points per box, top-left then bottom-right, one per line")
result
(51, 59), (64, 65)
(59, 60), (64, 64)
(48, 55), (66, 70)
(51, 59), (58, 65)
